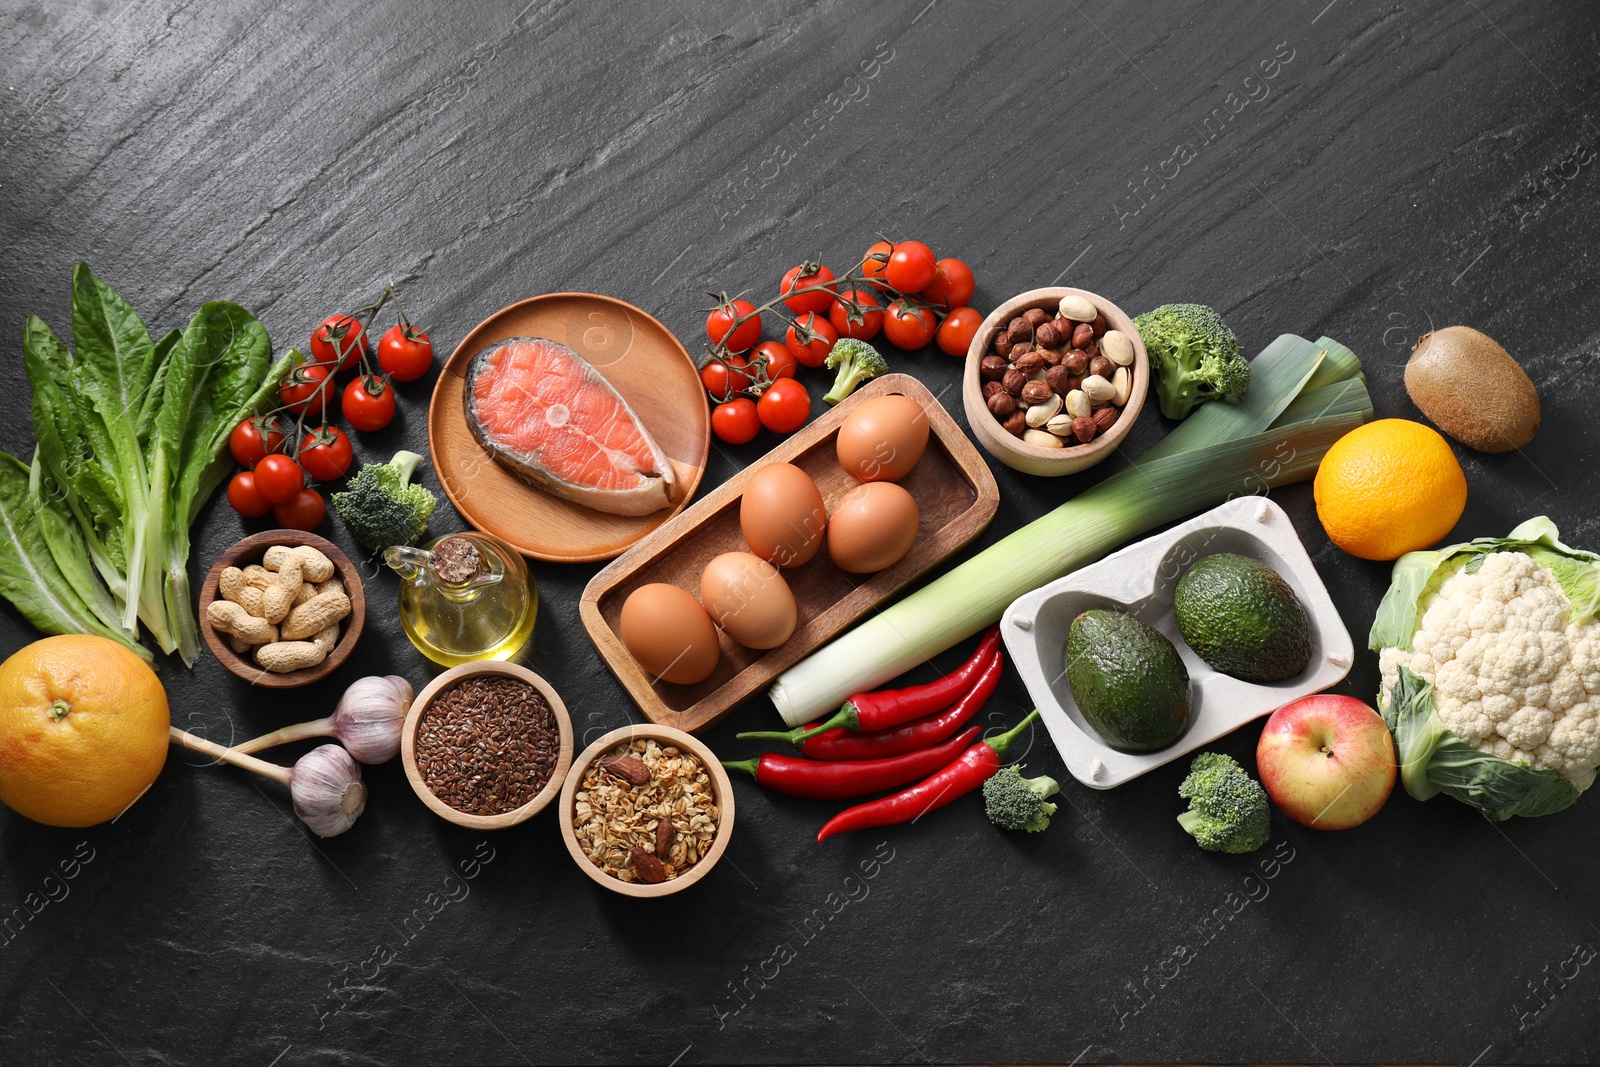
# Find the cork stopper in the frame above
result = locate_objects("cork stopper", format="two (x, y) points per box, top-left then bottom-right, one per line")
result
(431, 537), (482, 584)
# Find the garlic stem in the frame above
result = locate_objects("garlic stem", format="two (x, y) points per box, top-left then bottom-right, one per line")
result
(169, 726), (292, 787)
(228, 718), (334, 755)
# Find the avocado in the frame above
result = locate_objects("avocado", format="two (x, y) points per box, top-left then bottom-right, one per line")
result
(1065, 609), (1191, 753)
(1172, 552), (1312, 683)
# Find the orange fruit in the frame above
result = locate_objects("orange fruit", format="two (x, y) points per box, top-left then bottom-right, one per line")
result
(0, 635), (169, 827)
(1313, 418), (1468, 560)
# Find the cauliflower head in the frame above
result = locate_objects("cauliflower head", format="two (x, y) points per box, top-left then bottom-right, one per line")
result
(1380, 551), (1600, 791)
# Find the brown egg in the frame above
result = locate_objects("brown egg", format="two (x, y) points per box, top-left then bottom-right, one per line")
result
(740, 463), (827, 568)
(618, 584), (720, 685)
(699, 552), (797, 650)
(836, 394), (930, 482)
(827, 482), (919, 573)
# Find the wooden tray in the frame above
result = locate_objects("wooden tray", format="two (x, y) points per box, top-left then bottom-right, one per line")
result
(427, 293), (711, 563)
(579, 374), (1000, 733)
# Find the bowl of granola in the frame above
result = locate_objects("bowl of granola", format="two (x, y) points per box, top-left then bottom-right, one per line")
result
(558, 724), (734, 897)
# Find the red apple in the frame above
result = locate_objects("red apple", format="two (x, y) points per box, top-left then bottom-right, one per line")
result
(1256, 695), (1396, 830)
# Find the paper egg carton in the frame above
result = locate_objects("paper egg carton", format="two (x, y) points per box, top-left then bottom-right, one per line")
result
(1001, 496), (1353, 789)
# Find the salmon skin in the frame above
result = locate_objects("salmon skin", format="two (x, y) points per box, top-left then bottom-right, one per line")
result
(464, 337), (676, 516)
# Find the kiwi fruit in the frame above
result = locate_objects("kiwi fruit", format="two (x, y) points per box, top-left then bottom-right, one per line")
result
(1405, 326), (1539, 452)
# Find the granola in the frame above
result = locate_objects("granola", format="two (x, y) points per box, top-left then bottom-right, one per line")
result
(572, 739), (721, 883)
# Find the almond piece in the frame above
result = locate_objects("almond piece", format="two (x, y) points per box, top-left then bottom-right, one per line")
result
(630, 846), (668, 883)
(599, 753), (651, 786)
(655, 818), (676, 858)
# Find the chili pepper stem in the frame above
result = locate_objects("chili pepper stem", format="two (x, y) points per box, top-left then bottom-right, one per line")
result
(721, 759), (761, 779)
(228, 717), (334, 756)
(737, 705), (857, 747)
(169, 726), (293, 787)
(984, 710), (1041, 760)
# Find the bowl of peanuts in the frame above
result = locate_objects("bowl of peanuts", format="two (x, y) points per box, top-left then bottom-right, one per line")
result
(197, 530), (366, 687)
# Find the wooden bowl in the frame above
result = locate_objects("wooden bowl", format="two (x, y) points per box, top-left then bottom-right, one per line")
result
(197, 529), (366, 688)
(401, 662), (574, 829)
(962, 286), (1149, 476)
(558, 724), (734, 898)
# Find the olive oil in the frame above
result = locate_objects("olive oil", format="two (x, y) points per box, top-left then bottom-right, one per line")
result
(386, 533), (537, 667)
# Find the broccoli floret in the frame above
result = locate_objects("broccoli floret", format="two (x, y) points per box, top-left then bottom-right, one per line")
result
(822, 338), (888, 406)
(983, 764), (1061, 832)
(330, 450), (438, 550)
(1176, 752), (1271, 854)
(1132, 303), (1251, 420)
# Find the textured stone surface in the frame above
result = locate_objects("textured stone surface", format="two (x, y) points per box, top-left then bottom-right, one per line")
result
(2, 1), (1598, 1063)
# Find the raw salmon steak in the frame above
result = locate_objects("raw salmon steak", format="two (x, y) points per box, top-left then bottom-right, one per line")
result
(464, 337), (676, 516)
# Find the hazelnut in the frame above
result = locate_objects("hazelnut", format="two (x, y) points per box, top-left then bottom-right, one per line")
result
(1002, 410), (1027, 437)
(1072, 322), (1095, 349)
(1092, 405), (1118, 432)
(1013, 351), (1046, 374)
(1022, 307), (1051, 328)
(1038, 347), (1063, 366)
(1072, 416), (1097, 443)
(1064, 350), (1089, 375)
(987, 391), (1017, 418)
(1021, 381), (1054, 405)
(980, 355), (1009, 381)
(1002, 369), (1027, 395)
(1011, 341), (1035, 355)
(1034, 321), (1062, 348)
(1054, 316), (1073, 337)
(1091, 312), (1108, 337)
(982, 380), (1005, 400)
(1089, 354), (1114, 379)
(1046, 366), (1071, 395)
(994, 332), (1015, 357)
(1006, 317), (1032, 343)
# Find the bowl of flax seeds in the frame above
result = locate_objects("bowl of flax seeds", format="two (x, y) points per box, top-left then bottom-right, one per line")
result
(401, 661), (574, 829)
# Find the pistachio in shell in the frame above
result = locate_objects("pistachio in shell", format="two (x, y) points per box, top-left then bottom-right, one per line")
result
(1405, 326), (1539, 452)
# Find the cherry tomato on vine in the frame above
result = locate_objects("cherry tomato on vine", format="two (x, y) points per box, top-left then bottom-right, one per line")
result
(749, 341), (796, 384)
(701, 354), (752, 402)
(712, 398), (761, 444)
(779, 263), (836, 315)
(936, 306), (984, 357)
(377, 323), (433, 381)
(342, 375), (396, 432)
(860, 240), (894, 286)
(919, 258), (976, 310)
(278, 364), (332, 417)
(273, 488), (326, 531)
(309, 314), (368, 372)
(885, 240), (937, 293)
(298, 426), (354, 483)
(706, 299), (762, 353)
(229, 416), (286, 469)
(252, 454), (305, 505)
(785, 313), (839, 368)
(829, 289), (883, 342)
(227, 471), (273, 518)
(757, 377), (811, 434)
(882, 301), (937, 350)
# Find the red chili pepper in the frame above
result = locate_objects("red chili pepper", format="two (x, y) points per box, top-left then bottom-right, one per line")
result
(815, 710), (1040, 842)
(723, 726), (982, 801)
(739, 626), (1001, 746)
(799, 652), (1003, 760)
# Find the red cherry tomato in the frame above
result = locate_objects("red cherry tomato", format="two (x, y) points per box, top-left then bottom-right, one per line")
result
(749, 341), (796, 384)
(376, 323), (433, 382)
(936, 306), (984, 357)
(278, 364), (332, 417)
(309, 314), (368, 372)
(920, 258), (976, 310)
(882, 301), (937, 350)
(829, 289), (883, 342)
(342, 375), (396, 432)
(712, 398), (761, 444)
(227, 471), (273, 518)
(298, 426), (354, 483)
(700, 355), (752, 402)
(860, 240), (894, 286)
(785, 313), (839, 368)
(706, 299), (762, 353)
(885, 240), (937, 293)
(228, 416), (286, 469)
(273, 488), (326, 531)
(757, 377), (811, 434)
(252, 454), (305, 505)
(779, 263), (836, 315)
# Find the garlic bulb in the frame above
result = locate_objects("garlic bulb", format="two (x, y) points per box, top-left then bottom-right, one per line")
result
(289, 745), (368, 838)
(227, 674), (413, 765)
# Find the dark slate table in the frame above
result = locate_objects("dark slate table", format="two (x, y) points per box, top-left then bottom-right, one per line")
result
(2, 2), (1597, 1063)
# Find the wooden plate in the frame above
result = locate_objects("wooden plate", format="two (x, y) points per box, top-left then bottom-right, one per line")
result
(579, 374), (1000, 734)
(427, 293), (711, 562)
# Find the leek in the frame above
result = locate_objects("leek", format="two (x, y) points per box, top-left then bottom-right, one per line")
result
(768, 335), (1373, 726)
